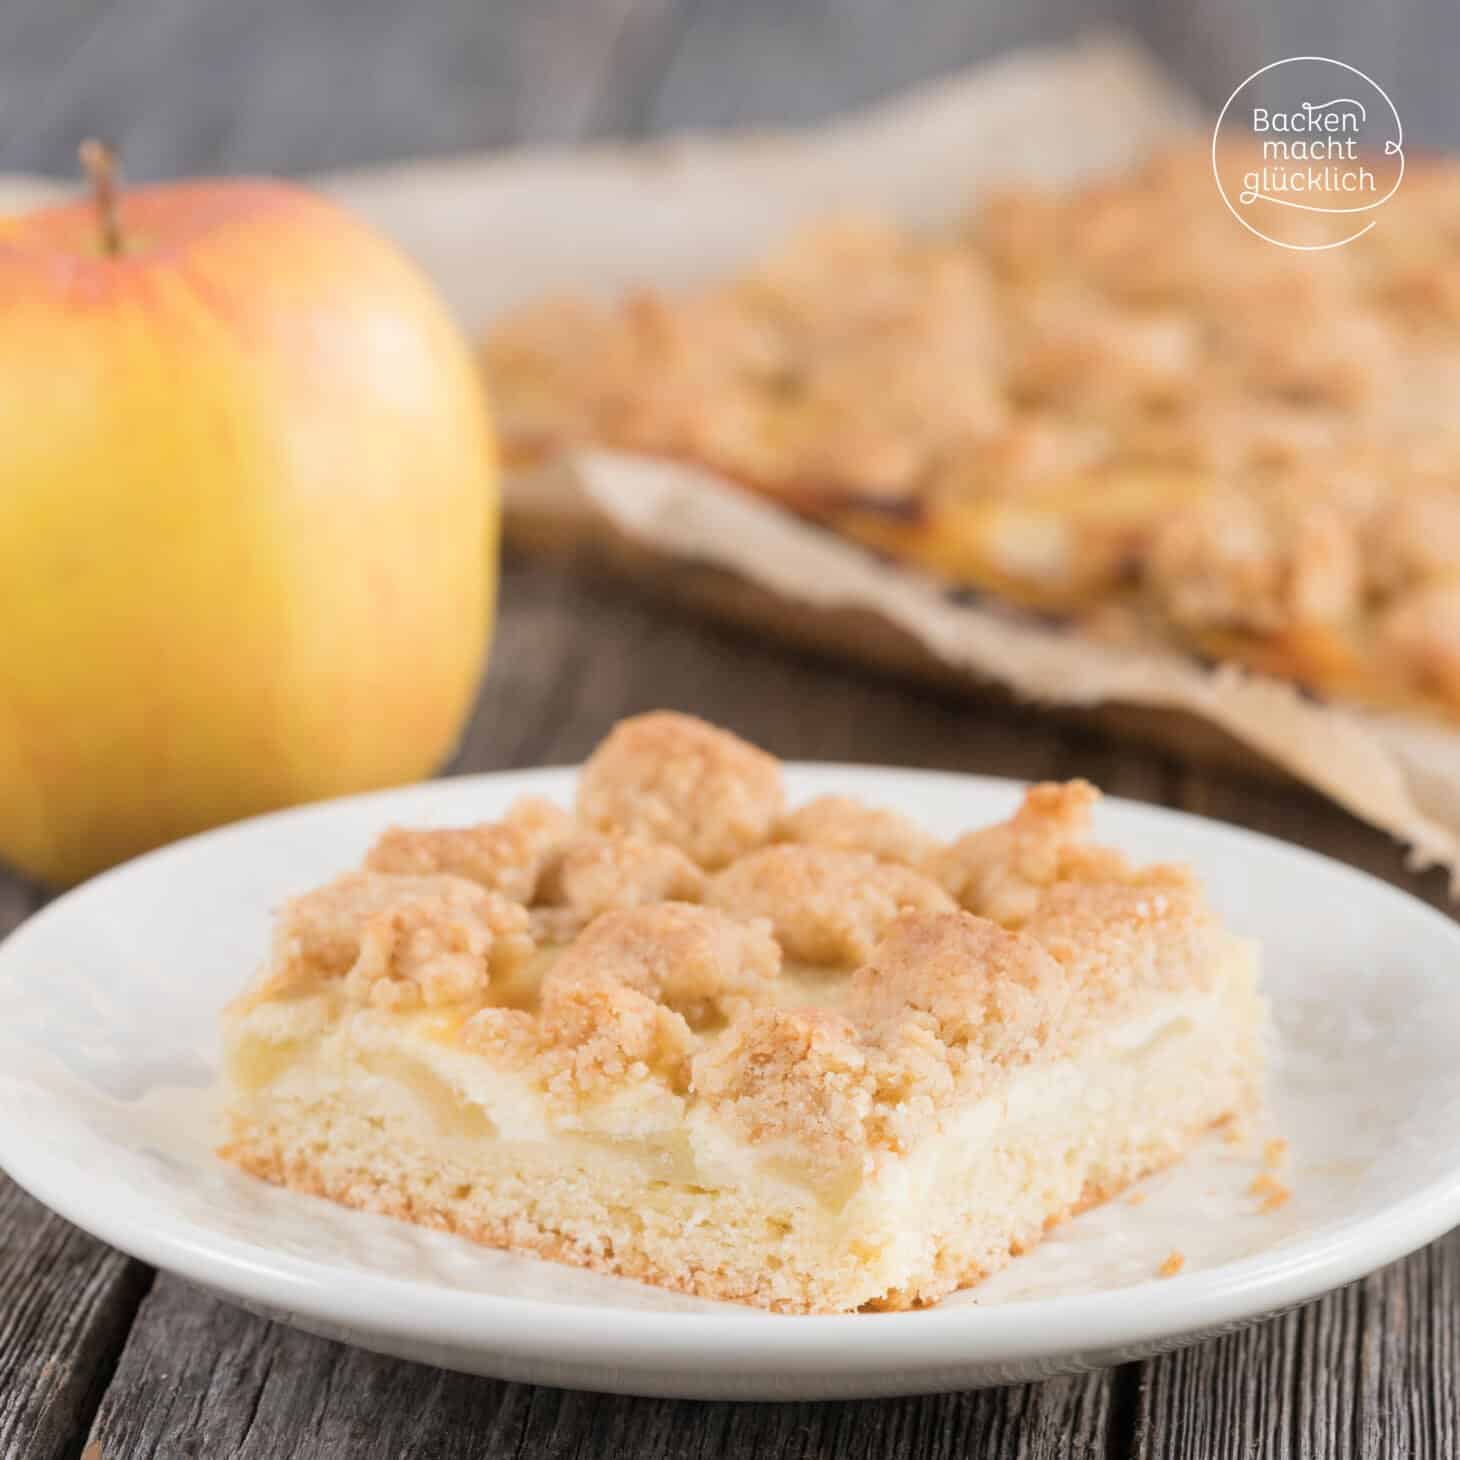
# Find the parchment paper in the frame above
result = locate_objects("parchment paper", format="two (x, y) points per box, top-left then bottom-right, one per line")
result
(6, 37), (1458, 879)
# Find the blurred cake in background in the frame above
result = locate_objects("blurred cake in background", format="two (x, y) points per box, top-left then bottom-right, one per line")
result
(484, 144), (1460, 727)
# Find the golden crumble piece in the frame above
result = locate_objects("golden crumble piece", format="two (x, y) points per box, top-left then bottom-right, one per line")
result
(544, 902), (781, 1026)
(1157, 1251), (1185, 1278)
(537, 973), (697, 1116)
(774, 795), (941, 869)
(974, 185), (1062, 283)
(928, 781), (1126, 926)
(1019, 872), (1212, 1016)
(1369, 488), (1460, 593)
(931, 416), (1110, 497)
(258, 871), (497, 1001)
(532, 834), (706, 942)
(482, 294), (652, 459)
(344, 888), (534, 1013)
(1008, 293), (1197, 416)
(576, 711), (784, 870)
(459, 1003), (539, 1064)
(690, 1007), (876, 1184)
(364, 796), (575, 905)
(1248, 1171), (1292, 1212)
(706, 844), (955, 967)
(847, 910), (1069, 1085)
(1378, 580), (1460, 705)
(1148, 491), (1361, 634)
(859, 1016), (958, 1155)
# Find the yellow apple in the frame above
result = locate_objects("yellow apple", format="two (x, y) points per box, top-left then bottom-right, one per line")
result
(0, 153), (497, 886)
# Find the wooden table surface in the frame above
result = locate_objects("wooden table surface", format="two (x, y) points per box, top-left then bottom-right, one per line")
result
(3, 3), (1460, 1457)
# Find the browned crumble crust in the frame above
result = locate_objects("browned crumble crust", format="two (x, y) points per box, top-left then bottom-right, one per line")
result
(365, 796), (574, 903)
(577, 711), (785, 869)
(1248, 1170), (1293, 1213)
(705, 844), (955, 965)
(532, 833), (706, 940)
(250, 871), (523, 1005)
(234, 712), (1221, 1131)
(847, 910), (1071, 1084)
(773, 794), (940, 868)
(542, 901), (781, 1025)
(929, 779), (1131, 925)
(484, 145), (1460, 721)
(223, 710), (1261, 1312)
(345, 887), (534, 1013)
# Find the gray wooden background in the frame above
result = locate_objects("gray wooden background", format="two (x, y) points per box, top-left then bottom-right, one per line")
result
(3, 0), (1459, 181)
(3, 2), (1460, 1458)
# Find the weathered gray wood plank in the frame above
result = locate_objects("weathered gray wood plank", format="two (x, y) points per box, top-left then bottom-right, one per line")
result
(1130, 1232), (1460, 1458)
(0, 871), (154, 1460)
(0, 860), (154, 1460)
(86, 1275), (1119, 1460)
(0, 1180), (152, 1460)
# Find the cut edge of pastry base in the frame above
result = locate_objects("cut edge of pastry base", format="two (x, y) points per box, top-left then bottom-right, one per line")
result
(221, 939), (1262, 1314)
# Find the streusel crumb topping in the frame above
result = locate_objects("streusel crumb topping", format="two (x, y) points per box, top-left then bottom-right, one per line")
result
(705, 844), (954, 966)
(773, 794), (941, 868)
(365, 796), (574, 903)
(533, 834), (706, 940)
(543, 902), (781, 1026)
(257, 871), (513, 1002)
(847, 910), (1069, 1074)
(238, 714), (1229, 1160)
(345, 888), (534, 1013)
(577, 712), (785, 869)
(689, 1007), (873, 1182)
(929, 779), (1128, 925)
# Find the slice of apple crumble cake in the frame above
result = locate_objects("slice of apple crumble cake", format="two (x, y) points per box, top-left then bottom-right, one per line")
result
(220, 712), (1264, 1312)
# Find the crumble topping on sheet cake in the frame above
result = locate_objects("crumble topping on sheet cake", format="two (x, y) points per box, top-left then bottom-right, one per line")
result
(484, 144), (1460, 721)
(705, 845), (955, 966)
(772, 794), (941, 869)
(576, 711), (785, 869)
(364, 796), (574, 902)
(531, 834), (706, 940)
(222, 711), (1263, 1312)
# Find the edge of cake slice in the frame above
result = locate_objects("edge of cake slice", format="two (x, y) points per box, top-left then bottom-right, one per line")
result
(219, 711), (1265, 1313)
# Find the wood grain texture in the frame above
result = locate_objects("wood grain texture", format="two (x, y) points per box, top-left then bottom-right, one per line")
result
(85, 1277), (1118, 1460)
(0, 865), (152, 1460)
(0, 1182), (151, 1460)
(1131, 1232), (1460, 1459)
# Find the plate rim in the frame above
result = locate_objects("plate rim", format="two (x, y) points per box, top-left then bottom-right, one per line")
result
(4, 761), (1460, 1379)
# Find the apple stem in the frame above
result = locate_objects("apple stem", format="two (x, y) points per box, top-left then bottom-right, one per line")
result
(78, 139), (124, 257)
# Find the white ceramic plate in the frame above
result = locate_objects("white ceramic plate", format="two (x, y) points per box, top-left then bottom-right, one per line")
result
(3, 765), (1460, 1400)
